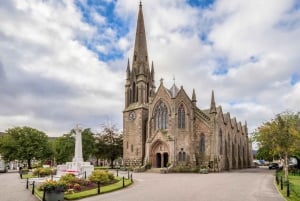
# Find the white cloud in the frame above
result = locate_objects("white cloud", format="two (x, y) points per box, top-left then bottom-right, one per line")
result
(0, 0), (123, 135)
(91, 11), (106, 24)
(0, 0), (299, 137)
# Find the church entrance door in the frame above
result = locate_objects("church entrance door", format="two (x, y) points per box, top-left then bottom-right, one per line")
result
(163, 153), (168, 167)
(156, 153), (161, 168)
(150, 140), (170, 168)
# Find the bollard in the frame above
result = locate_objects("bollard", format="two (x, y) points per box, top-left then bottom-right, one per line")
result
(287, 180), (290, 197)
(26, 178), (29, 189)
(131, 173), (133, 182)
(128, 171), (130, 179)
(276, 175), (279, 185)
(85, 171), (87, 179)
(42, 188), (46, 201)
(32, 181), (35, 195)
(117, 169), (118, 177)
(280, 176), (283, 190)
(123, 176), (125, 188)
(97, 181), (100, 194)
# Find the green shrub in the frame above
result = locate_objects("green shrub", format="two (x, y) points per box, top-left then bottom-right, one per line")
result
(21, 168), (29, 174)
(60, 173), (77, 184)
(89, 170), (114, 184)
(32, 167), (53, 177)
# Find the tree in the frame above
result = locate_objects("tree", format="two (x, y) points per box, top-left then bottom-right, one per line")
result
(95, 125), (123, 168)
(254, 112), (300, 181)
(256, 145), (277, 162)
(94, 136), (107, 166)
(0, 126), (53, 168)
(53, 133), (75, 164)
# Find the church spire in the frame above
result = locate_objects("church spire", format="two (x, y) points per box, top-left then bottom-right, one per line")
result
(210, 90), (217, 114)
(132, 1), (149, 70)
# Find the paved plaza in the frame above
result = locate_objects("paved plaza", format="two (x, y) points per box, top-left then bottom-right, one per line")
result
(83, 167), (284, 201)
(0, 168), (284, 201)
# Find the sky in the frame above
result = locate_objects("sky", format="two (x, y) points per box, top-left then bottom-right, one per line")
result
(0, 0), (299, 137)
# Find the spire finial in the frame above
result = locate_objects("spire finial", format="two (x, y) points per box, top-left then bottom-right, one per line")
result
(160, 78), (164, 85)
(210, 90), (217, 114)
(140, 1), (142, 7)
(173, 75), (176, 84)
(192, 89), (196, 102)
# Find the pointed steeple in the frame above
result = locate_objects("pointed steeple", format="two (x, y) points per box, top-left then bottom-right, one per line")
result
(192, 89), (197, 105)
(132, 1), (149, 70)
(125, 2), (155, 106)
(210, 90), (217, 114)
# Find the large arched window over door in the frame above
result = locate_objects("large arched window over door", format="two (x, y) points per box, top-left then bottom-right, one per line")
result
(200, 134), (205, 153)
(154, 101), (168, 130)
(178, 104), (185, 129)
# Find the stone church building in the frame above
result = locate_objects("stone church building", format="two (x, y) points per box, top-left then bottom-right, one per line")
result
(123, 3), (253, 171)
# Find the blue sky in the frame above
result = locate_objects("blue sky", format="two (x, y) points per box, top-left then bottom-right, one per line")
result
(0, 0), (299, 137)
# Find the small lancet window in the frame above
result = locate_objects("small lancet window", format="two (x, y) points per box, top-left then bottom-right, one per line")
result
(178, 148), (186, 161)
(200, 134), (205, 153)
(178, 104), (185, 129)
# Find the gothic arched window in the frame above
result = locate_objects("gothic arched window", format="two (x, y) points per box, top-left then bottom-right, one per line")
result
(200, 134), (205, 153)
(154, 101), (168, 130)
(178, 104), (185, 129)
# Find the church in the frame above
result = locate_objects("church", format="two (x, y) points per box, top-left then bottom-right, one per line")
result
(123, 3), (253, 172)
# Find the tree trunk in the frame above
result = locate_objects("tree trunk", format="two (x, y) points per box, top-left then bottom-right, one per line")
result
(110, 157), (114, 169)
(284, 152), (288, 181)
(27, 159), (31, 169)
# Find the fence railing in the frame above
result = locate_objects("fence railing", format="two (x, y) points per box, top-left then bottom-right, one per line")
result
(275, 170), (300, 199)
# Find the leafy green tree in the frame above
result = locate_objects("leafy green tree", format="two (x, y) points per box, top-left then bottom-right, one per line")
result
(0, 126), (53, 168)
(94, 136), (107, 166)
(254, 112), (300, 181)
(95, 125), (123, 168)
(53, 133), (75, 164)
(256, 145), (277, 162)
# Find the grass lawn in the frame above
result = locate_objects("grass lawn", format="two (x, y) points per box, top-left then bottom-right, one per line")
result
(275, 171), (300, 201)
(94, 166), (110, 170)
(21, 173), (38, 179)
(31, 177), (133, 200)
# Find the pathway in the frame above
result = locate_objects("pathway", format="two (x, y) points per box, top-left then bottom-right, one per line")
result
(0, 170), (39, 201)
